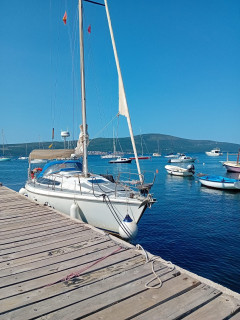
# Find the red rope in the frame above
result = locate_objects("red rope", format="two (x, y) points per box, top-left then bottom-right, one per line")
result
(45, 246), (123, 287)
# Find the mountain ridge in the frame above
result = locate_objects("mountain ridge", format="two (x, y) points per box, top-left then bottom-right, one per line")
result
(1, 133), (239, 157)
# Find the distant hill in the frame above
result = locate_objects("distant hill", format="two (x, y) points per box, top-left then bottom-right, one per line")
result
(1, 134), (239, 157)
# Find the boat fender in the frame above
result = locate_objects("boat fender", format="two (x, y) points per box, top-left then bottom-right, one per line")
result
(33, 167), (43, 172)
(234, 181), (240, 189)
(70, 203), (82, 220)
(119, 214), (138, 240)
(19, 187), (27, 196)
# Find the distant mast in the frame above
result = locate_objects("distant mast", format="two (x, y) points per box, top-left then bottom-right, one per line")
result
(78, 0), (88, 177)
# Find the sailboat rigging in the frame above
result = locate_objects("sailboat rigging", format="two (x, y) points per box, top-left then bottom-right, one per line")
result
(21, 0), (155, 239)
(0, 130), (11, 162)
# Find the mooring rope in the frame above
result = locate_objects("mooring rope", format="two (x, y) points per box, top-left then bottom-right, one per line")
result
(136, 244), (175, 289)
(45, 246), (122, 287)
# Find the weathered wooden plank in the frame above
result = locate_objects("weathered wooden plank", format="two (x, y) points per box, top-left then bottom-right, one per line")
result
(0, 221), (82, 244)
(0, 259), (172, 318)
(83, 275), (202, 320)
(229, 311), (240, 319)
(0, 233), (105, 270)
(0, 214), (66, 230)
(0, 208), (58, 219)
(183, 293), (240, 320)
(0, 255), (146, 316)
(0, 238), (112, 277)
(0, 248), (139, 301)
(131, 283), (220, 320)
(0, 227), (90, 258)
(0, 203), (42, 212)
(0, 220), (76, 240)
(0, 213), (69, 231)
(24, 271), (194, 320)
(0, 243), (124, 288)
(0, 224), (86, 251)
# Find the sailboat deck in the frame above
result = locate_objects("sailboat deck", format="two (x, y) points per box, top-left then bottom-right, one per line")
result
(0, 185), (240, 319)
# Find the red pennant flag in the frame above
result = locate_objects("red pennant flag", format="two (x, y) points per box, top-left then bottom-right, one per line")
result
(88, 25), (91, 33)
(63, 11), (67, 25)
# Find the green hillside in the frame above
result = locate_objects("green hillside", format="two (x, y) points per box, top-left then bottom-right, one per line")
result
(1, 134), (239, 157)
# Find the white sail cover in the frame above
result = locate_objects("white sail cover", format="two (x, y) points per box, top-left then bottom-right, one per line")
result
(104, 0), (143, 182)
(75, 124), (89, 157)
(119, 78), (128, 117)
(29, 149), (75, 160)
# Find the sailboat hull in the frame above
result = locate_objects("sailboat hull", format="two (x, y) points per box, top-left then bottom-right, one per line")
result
(25, 182), (148, 235)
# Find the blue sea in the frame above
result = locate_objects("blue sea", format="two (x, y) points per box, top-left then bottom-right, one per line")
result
(0, 154), (239, 293)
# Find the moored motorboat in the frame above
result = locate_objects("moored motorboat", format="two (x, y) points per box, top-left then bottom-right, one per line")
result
(109, 157), (132, 163)
(153, 153), (161, 157)
(205, 148), (223, 156)
(168, 154), (196, 163)
(199, 175), (240, 190)
(165, 164), (195, 176)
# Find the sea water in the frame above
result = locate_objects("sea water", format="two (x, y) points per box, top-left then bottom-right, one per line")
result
(0, 154), (239, 293)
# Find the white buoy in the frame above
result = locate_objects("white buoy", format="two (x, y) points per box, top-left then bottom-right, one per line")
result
(70, 203), (82, 220)
(119, 214), (138, 240)
(19, 188), (27, 196)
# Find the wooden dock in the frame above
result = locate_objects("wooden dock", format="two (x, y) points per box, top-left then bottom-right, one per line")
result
(0, 185), (240, 319)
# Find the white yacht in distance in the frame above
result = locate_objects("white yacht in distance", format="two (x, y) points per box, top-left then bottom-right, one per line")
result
(21, 0), (155, 240)
(205, 148), (223, 156)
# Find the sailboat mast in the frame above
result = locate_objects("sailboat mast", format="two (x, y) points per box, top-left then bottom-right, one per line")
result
(78, 0), (88, 176)
(2, 130), (4, 156)
(104, 0), (143, 183)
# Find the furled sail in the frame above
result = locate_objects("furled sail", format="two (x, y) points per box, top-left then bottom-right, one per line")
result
(75, 124), (89, 157)
(104, 0), (143, 183)
(119, 77), (128, 117)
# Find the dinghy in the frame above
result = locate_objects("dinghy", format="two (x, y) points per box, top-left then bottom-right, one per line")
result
(165, 164), (195, 176)
(199, 175), (240, 190)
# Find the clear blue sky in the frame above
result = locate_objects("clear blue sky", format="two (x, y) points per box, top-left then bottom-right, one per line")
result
(1, 0), (239, 145)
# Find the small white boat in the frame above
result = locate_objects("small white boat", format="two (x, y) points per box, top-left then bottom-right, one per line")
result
(18, 156), (29, 160)
(0, 130), (10, 161)
(205, 148), (223, 156)
(165, 153), (180, 158)
(153, 153), (161, 157)
(168, 154), (196, 163)
(165, 164), (195, 176)
(0, 157), (11, 162)
(30, 159), (47, 164)
(199, 175), (240, 190)
(101, 154), (118, 159)
(109, 157), (132, 164)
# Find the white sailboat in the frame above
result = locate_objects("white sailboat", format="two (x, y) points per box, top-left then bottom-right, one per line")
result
(21, 0), (155, 239)
(0, 130), (11, 162)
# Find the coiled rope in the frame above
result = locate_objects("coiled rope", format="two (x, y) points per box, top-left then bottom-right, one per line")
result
(136, 244), (175, 289)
